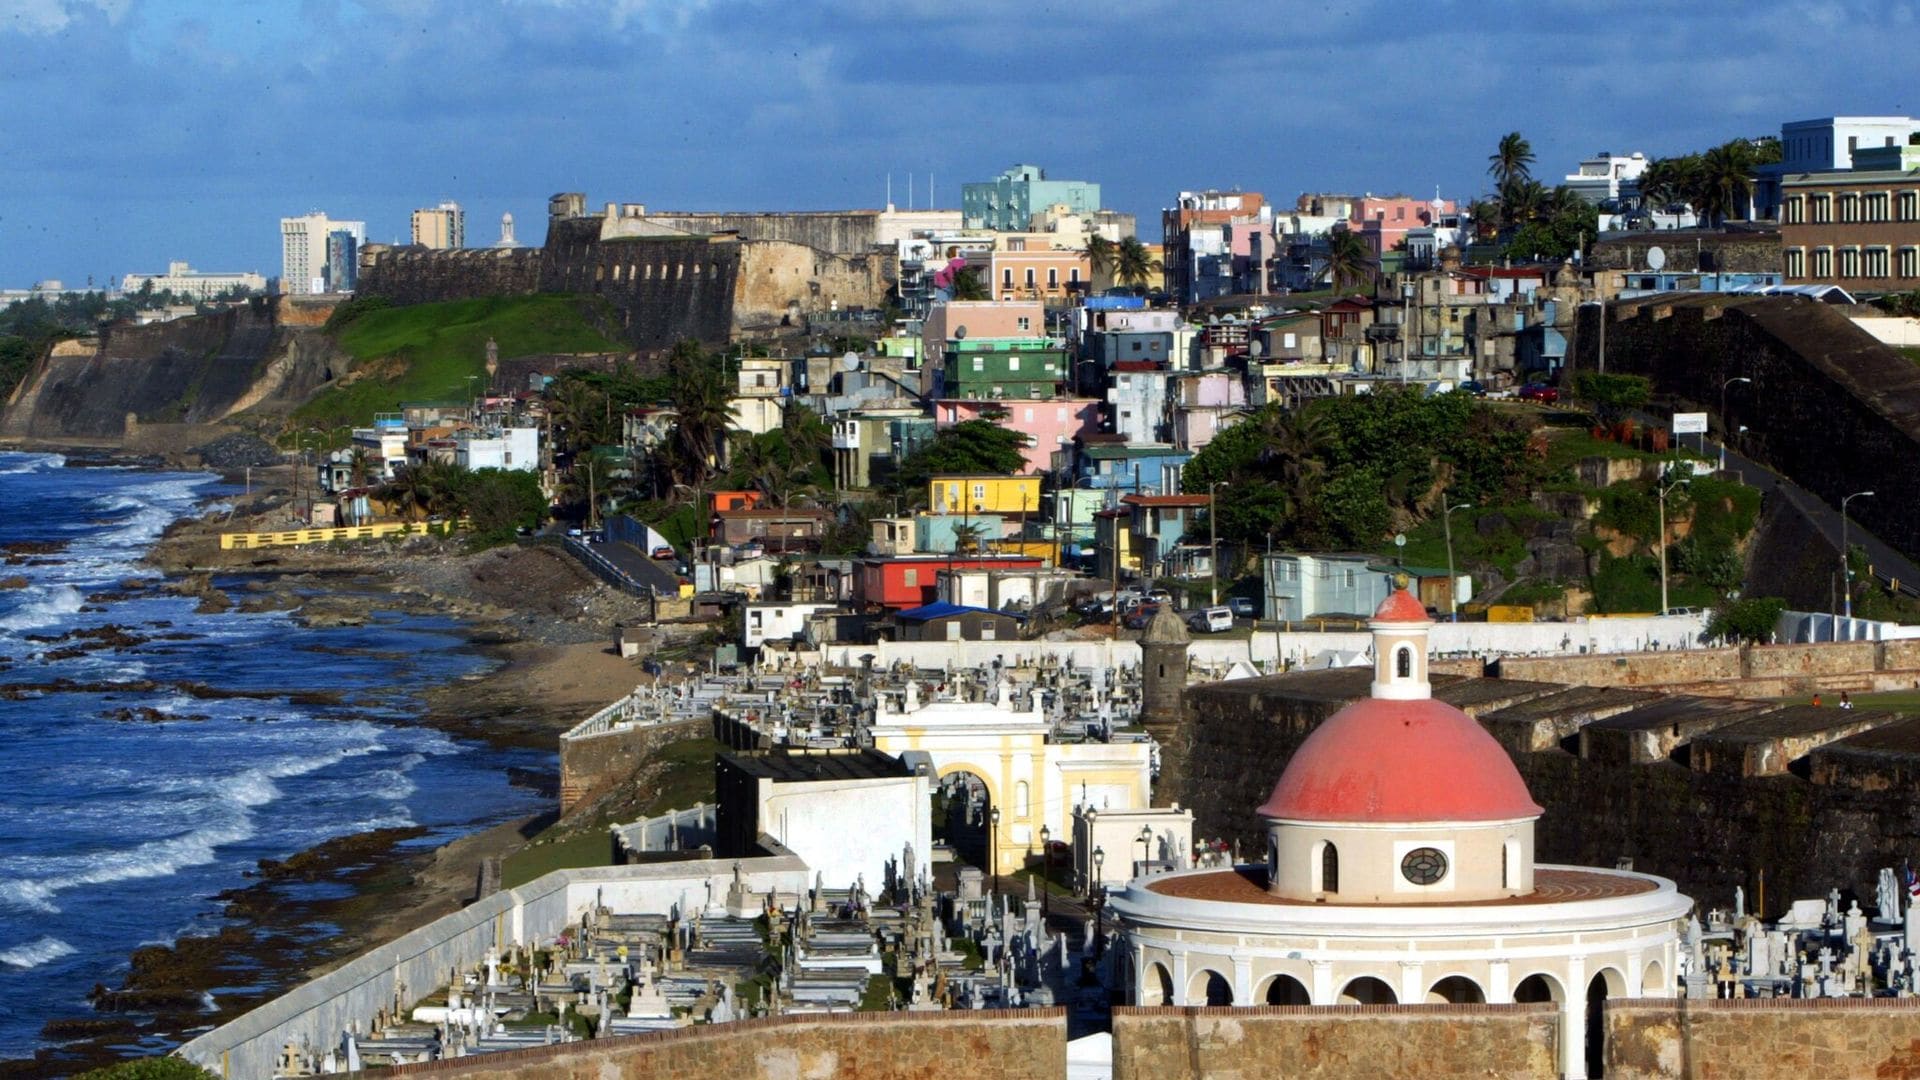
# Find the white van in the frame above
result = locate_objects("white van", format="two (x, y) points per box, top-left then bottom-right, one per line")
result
(1186, 606), (1233, 633)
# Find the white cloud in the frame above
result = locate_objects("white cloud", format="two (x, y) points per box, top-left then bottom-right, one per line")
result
(0, 0), (126, 35)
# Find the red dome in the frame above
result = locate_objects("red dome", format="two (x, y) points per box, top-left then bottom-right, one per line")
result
(1371, 587), (1429, 623)
(1256, 697), (1542, 823)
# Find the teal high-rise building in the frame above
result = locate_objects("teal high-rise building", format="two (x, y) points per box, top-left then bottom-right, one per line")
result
(962, 164), (1101, 231)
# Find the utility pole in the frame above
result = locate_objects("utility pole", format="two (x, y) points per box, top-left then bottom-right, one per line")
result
(1842, 491), (1876, 621)
(1658, 474), (1690, 615)
(1209, 480), (1228, 607)
(1443, 502), (1472, 621)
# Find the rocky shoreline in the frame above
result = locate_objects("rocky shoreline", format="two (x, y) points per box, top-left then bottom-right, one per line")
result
(2, 465), (661, 1076)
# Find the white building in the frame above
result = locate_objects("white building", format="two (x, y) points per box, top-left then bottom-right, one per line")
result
(280, 212), (366, 295)
(1107, 588), (1692, 1079)
(1756, 116), (1920, 218)
(120, 261), (266, 300)
(453, 426), (538, 471)
(716, 748), (931, 895)
(1107, 364), (1171, 444)
(1562, 151), (1649, 205)
(744, 602), (839, 649)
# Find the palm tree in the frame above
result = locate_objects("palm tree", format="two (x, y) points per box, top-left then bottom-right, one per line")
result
(1465, 199), (1502, 243)
(1636, 157), (1686, 212)
(1694, 140), (1758, 225)
(1488, 131), (1536, 192)
(664, 340), (734, 484)
(347, 447), (373, 489)
(1323, 227), (1376, 292)
(1114, 237), (1161, 292)
(1499, 178), (1547, 226)
(1085, 235), (1116, 288)
(1542, 185), (1589, 221)
(949, 268), (988, 301)
(781, 402), (832, 481)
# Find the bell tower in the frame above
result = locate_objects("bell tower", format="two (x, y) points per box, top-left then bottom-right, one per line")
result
(1370, 579), (1431, 701)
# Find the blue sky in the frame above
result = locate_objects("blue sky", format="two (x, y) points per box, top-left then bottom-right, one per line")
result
(0, 0), (1914, 288)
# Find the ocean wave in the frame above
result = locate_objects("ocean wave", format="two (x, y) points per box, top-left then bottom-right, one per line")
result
(0, 453), (65, 474)
(0, 936), (75, 969)
(0, 584), (84, 633)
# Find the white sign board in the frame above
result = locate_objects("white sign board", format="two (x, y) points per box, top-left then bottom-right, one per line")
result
(1672, 412), (1708, 435)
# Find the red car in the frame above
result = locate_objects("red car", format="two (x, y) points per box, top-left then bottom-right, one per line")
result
(1518, 382), (1560, 404)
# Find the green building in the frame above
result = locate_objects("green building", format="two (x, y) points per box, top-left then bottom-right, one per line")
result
(962, 164), (1102, 231)
(935, 339), (1067, 400)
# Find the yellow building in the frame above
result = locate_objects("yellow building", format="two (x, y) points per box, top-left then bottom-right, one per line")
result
(928, 474), (1044, 516)
(866, 682), (1152, 876)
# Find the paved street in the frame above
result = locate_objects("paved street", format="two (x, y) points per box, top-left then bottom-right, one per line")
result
(1715, 437), (1920, 596)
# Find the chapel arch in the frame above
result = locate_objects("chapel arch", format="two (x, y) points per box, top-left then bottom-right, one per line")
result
(1426, 975), (1486, 1004)
(1189, 968), (1233, 1007)
(1260, 973), (1311, 1005)
(1338, 975), (1397, 1005)
(1512, 972), (1564, 1003)
(1141, 961), (1174, 1006)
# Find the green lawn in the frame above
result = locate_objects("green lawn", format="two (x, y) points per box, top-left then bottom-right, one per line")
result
(502, 828), (617, 889)
(295, 295), (621, 428)
(1900, 347), (1920, 367)
(1778, 690), (1920, 711)
(1541, 429), (1704, 476)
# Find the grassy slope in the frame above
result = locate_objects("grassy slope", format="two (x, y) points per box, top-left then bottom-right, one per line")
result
(294, 295), (621, 428)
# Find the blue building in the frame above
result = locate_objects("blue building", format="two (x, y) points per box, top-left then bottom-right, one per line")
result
(324, 229), (358, 292)
(1076, 442), (1193, 492)
(963, 165), (1101, 231)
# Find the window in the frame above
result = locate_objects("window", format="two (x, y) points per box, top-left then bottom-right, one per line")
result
(1867, 193), (1891, 222)
(1900, 248), (1919, 279)
(1023, 408), (1033, 422)
(972, 356), (984, 372)
(1343, 568), (1356, 588)
(1015, 781), (1029, 817)
(1401, 847), (1448, 885)
(1782, 196), (1804, 224)
(1810, 194), (1832, 223)
(973, 483), (986, 500)
(1784, 247), (1805, 278)
(903, 568), (918, 587)
(1048, 268), (1059, 288)
(946, 621), (962, 641)
(1839, 247), (1860, 277)
(1866, 247), (1891, 279)
(1839, 193), (1860, 223)
(1283, 332), (1297, 348)
(1898, 192), (1919, 222)
(1025, 268), (1036, 288)
(1396, 646), (1412, 679)
(1320, 842), (1339, 894)
(1003, 268), (1013, 287)
(1070, 268), (1080, 283)
(1009, 356), (1021, 371)
(1017, 316), (1031, 331)
(1813, 247), (1833, 277)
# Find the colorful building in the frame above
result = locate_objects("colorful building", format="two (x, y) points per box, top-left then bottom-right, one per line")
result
(927, 474), (1045, 517)
(932, 339), (1067, 401)
(856, 554), (1045, 610)
(934, 397), (1099, 473)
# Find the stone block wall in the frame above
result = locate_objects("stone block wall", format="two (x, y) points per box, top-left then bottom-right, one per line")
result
(1746, 641), (1879, 679)
(1606, 997), (1920, 1078)
(1574, 295), (1920, 565)
(356, 245), (546, 306)
(558, 717), (708, 813)
(387, 1009), (1067, 1079)
(1110, 1004), (1559, 1080)
(1496, 648), (1742, 687)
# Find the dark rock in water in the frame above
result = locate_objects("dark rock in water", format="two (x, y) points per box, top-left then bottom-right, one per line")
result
(192, 434), (282, 469)
(0, 575), (27, 590)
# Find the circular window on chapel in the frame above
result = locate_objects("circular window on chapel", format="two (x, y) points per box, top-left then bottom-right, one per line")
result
(1401, 847), (1449, 886)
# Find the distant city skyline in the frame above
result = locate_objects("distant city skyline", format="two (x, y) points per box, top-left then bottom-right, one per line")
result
(0, 0), (1912, 287)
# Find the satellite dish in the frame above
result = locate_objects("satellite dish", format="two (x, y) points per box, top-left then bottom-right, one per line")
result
(1393, 533), (1407, 549)
(1646, 245), (1667, 272)
(840, 352), (861, 371)
(954, 325), (968, 340)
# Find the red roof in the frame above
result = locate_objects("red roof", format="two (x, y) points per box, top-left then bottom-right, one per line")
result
(1121, 494), (1209, 508)
(1371, 588), (1430, 623)
(1256, 696), (1543, 823)
(1111, 360), (1164, 372)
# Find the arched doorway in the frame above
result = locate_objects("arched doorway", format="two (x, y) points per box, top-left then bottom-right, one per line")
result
(1261, 973), (1311, 1005)
(1141, 961), (1174, 1006)
(1642, 959), (1667, 997)
(1513, 972), (1563, 1004)
(1189, 969), (1233, 1006)
(1427, 975), (1486, 1004)
(935, 769), (994, 878)
(1338, 976), (1397, 1005)
(1588, 969), (1626, 1078)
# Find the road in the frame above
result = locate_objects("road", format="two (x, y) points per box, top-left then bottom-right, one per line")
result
(566, 536), (682, 594)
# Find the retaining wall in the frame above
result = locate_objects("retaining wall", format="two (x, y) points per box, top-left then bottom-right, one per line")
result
(558, 715), (707, 813)
(386, 1009), (1066, 1079)
(1606, 996), (1920, 1078)
(1110, 1003), (1559, 1080)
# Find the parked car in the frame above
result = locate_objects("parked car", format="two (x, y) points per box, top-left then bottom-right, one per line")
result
(1124, 603), (1162, 630)
(565, 527), (583, 538)
(1187, 606), (1234, 633)
(1227, 596), (1257, 618)
(1518, 382), (1559, 404)
(1145, 588), (1174, 606)
(1457, 379), (1487, 397)
(650, 546), (676, 560)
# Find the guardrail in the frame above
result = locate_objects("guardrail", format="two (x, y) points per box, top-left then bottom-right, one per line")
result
(219, 520), (460, 550)
(563, 536), (652, 597)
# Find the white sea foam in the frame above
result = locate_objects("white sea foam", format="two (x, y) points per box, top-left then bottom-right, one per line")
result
(0, 584), (85, 633)
(0, 936), (75, 969)
(0, 453), (64, 474)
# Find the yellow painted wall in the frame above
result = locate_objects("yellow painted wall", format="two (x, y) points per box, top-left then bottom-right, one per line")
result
(929, 475), (1044, 516)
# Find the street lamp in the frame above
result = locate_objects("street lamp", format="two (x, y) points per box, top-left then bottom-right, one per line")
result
(1720, 377), (1751, 468)
(1209, 480), (1229, 606)
(989, 805), (1002, 888)
(1039, 824), (1051, 918)
(1442, 502), (1472, 622)
(1091, 846), (1107, 960)
(1657, 473), (1691, 615)
(1137, 824), (1154, 877)
(1842, 491), (1875, 621)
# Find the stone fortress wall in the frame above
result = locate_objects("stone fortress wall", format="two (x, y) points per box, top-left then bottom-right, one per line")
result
(355, 198), (891, 353)
(383, 1010), (1066, 1079)
(1606, 996), (1920, 1078)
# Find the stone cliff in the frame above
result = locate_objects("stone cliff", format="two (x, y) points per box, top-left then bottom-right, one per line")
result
(0, 296), (343, 443)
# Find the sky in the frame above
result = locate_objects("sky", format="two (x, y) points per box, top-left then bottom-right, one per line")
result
(0, 0), (1914, 288)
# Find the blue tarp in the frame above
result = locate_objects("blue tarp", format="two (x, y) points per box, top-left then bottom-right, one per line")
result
(896, 601), (1027, 622)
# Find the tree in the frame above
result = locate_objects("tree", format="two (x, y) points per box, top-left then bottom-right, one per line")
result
(1706, 597), (1786, 644)
(949, 268), (988, 301)
(1323, 227), (1376, 291)
(1114, 237), (1161, 291)
(662, 339), (735, 485)
(77, 1059), (217, 1080)
(1573, 372), (1652, 428)
(1693, 139), (1759, 225)
(462, 468), (547, 543)
(1488, 132), (1536, 194)
(1085, 235), (1116, 286)
(888, 420), (1030, 503)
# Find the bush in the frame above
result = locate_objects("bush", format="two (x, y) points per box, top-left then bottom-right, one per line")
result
(1707, 597), (1786, 644)
(77, 1059), (217, 1080)
(321, 293), (392, 333)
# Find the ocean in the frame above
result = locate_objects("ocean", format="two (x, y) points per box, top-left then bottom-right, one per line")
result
(0, 451), (549, 1062)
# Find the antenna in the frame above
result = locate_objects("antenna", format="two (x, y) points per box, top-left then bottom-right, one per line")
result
(887, 173), (892, 210)
(908, 172), (914, 211)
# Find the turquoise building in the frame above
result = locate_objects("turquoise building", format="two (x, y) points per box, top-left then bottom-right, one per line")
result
(962, 165), (1102, 231)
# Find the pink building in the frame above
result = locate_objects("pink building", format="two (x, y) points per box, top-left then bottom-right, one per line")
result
(922, 300), (1046, 356)
(1351, 196), (1457, 257)
(934, 396), (1101, 474)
